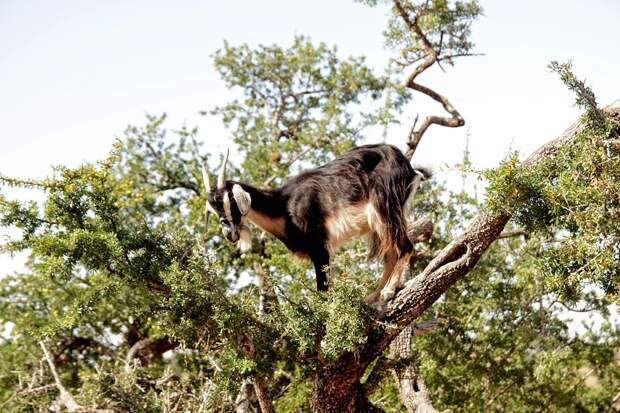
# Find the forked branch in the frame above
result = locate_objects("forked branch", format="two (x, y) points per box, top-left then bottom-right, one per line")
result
(392, 0), (466, 160)
(40, 341), (113, 413)
(363, 100), (620, 365)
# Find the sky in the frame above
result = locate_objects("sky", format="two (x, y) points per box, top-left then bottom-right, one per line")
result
(1, 0), (619, 286)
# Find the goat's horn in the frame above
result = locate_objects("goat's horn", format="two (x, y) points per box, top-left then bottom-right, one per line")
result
(217, 149), (229, 189)
(201, 164), (211, 193)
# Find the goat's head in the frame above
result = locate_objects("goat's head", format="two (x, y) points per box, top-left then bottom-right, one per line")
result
(202, 150), (253, 251)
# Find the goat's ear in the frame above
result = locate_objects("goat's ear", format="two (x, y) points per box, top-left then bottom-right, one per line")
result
(232, 184), (251, 215)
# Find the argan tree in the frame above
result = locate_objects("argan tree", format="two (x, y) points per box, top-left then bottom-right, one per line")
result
(1, 1), (619, 412)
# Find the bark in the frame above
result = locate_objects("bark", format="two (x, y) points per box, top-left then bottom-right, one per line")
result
(235, 380), (259, 413)
(254, 377), (277, 413)
(311, 101), (620, 412)
(390, 325), (451, 413)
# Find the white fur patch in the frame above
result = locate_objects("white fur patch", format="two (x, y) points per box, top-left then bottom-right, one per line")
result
(223, 192), (233, 222)
(232, 184), (252, 216)
(366, 204), (386, 239)
(325, 203), (372, 252)
(238, 224), (252, 252)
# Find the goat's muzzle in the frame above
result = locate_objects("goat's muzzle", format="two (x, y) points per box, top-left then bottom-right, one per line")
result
(223, 227), (240, 243)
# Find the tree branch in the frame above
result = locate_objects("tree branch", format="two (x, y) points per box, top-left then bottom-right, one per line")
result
(235, 379), (258, 413)
(392, 0), (466, 161)
(40, 341), (83, 412)
(40, 341), (114, 413)
(390, 324), (452, 413)
(360, 100), (620, 371)
(497, 229), (528, 239)
(253, 377), (277, 413)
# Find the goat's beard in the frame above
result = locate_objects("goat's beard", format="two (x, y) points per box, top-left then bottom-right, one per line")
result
(238, 224), (252, 252)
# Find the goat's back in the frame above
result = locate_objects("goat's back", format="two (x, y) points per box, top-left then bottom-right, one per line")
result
(280, 144), (416, 248)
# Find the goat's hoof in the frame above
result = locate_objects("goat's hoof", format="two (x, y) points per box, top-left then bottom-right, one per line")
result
(379, 288), (396, 302)
(364, 290), (377, 303)
(368, 299), (387, 312)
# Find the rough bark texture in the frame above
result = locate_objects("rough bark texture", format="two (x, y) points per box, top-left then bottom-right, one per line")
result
(254, 377), (277, 413)
(235, 380), (258, 413)
(390, 325), (451, 413)
(311, 101), (620, 412)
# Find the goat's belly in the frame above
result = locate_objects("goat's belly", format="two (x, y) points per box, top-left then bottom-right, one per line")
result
(325, 203), (371, 251)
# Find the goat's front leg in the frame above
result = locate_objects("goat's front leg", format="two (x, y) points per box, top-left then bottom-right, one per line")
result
(310, 247), (330, 292)
(365, 249), (398, 304)
(377, 238), (414, 303)
(380, 252), (413, 301)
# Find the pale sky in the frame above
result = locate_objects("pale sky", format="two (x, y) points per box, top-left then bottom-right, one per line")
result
(1, 0), (619, 275)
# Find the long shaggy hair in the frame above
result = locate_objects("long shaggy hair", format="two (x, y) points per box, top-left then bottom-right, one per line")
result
(204, 143), (430, 300)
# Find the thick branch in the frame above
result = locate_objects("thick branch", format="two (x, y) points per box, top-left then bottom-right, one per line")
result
(312, 100), (618, 413)
(390, 325), (451, 413)
(390, 231), (446, 413)
(360, 100), (620, 366)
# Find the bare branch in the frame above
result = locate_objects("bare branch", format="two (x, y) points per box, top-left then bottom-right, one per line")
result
(235, 380), (258, 413)
(40, 340), (83, 412)
(40, 341), (113, 412)
(362, 101), (620, 365)
(253, 378), (277, 413)
(389, 231), (446, 413)
(390, 325), (452, 413)
(392, 0), (466, 161)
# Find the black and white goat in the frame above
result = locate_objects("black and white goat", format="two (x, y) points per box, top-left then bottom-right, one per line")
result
(202, 144), (429, 302)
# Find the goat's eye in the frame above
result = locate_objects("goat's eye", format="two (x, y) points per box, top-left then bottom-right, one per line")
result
(220, 218), (230, 227)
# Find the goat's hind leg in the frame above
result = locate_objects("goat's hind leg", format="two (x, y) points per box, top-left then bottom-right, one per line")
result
(378, 236), (414, 302)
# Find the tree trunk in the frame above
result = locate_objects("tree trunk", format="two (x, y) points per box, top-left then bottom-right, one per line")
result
(312, 354), (365, 413)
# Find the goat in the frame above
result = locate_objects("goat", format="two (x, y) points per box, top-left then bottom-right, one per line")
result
(202, 144), (430, 303)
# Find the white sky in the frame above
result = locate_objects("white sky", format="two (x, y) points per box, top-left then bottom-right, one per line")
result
(1, 0), (619, 278)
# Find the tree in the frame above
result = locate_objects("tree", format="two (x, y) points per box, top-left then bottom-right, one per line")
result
(1, 1), (619, 412)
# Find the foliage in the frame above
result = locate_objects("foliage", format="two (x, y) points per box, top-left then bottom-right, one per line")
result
(484, 67), (620, 302)
(1, 3), (619, 413)
(357, 0), (482, 66)
(210, 35), (408, 185)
